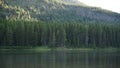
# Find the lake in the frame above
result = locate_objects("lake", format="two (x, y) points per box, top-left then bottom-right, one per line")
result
(0, 50), (120, 68)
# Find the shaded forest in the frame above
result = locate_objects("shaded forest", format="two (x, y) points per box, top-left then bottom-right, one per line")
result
(0, 19), (120, 48)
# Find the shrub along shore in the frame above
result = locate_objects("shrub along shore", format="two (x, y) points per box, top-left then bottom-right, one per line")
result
(0, 46), (119, 53)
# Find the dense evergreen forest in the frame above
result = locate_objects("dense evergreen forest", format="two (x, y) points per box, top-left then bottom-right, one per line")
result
(0, 0), (120, 48)
(0, 19), (120, 48)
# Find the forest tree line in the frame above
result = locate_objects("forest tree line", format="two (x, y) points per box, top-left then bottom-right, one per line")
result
(0, 19), (120, 48)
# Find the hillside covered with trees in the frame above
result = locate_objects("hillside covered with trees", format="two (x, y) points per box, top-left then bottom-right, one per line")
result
(0, 0), (120, 48)
(0, 0), (120, 23)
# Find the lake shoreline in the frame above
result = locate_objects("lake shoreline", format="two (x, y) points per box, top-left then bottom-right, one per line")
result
(0, 46), (119, 52)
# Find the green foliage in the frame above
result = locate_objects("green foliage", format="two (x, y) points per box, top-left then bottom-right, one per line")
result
(0, 0), (37, 21)
(0, 19), (120, 48)
(0, 0), (120, 48)
(1, 0), (120, 23)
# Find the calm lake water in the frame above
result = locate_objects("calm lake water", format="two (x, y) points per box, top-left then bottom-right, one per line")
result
(0, 50), (120, 68)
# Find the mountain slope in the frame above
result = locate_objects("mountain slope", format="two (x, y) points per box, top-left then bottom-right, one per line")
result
(0, 0), (120, 23)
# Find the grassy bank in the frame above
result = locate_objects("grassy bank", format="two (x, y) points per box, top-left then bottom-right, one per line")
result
(0, 46), (119, 53)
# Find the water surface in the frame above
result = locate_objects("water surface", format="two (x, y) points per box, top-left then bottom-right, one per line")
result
(0, 50), (120, 68)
